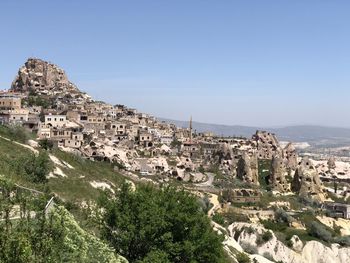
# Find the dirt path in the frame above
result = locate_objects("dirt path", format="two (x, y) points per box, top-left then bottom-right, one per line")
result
(0, 135), (39, 154)
(208, 193), (221, 217)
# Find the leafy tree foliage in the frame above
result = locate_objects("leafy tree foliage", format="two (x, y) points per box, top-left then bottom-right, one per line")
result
(0, 179), (126, 263)
(99, 183), (225, 263)
(13, 151), (53, 183)
(236, 252), (251, 263)
(0, 124), (29, 143)
(39, 139), (54, 150)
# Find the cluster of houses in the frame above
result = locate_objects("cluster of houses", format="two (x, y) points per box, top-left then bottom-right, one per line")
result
(0, 91), (29, 124)
(2, 91), (350, 220)
(0, 89), (263, 182)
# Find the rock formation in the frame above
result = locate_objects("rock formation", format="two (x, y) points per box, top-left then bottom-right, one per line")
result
(292, 156), (325, 200)
(11, 58), (79, 94)
(270, 154), (289, 192)
(283, 143), (298, 171)
(230, 222), (350, 263)
(327, 156), (336, 171)
(253, 130), (281, 159)
(236, 152), (259, 185)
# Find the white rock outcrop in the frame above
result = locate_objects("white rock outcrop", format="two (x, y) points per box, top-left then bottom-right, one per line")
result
(230, 222), (350, 263)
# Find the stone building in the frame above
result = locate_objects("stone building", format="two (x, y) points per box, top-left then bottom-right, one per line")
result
(324, 202), (350, 219)
(0, 94), (21, 110)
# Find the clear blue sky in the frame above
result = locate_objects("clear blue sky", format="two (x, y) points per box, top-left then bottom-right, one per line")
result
(1, 0), (350, 127)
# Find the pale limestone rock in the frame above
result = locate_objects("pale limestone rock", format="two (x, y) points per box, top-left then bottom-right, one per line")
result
(236, 152), (259, 185)
(253, 130), (281, 160)
(11, 58), (79, 93)
(269, 154), (289, 192)
(230, 222), (350, 263)
(283, 142), (298, 170)
(292, 156), (325, 201)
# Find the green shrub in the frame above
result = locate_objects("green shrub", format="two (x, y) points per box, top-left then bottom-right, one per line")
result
(213, 213), (225, 225)
(236, 252), (251, 263)
(241, 241), (258, 254)
(245, 226), (255, 235)
(262, 252), (275, 262)
(223, 210), (250, 224)
(308, 222), (332, 242)
(334, 236), (350, 247)
(286, 238), (294, 248)
(0, 124), (29, 143)
(262, 231), (273, 242)
(256, 231), (273, 246)
(13, 151), (53, 183)
(275, 209), (293, 224)
(39, 139), (54, 150)
(262, 220), (287, 232)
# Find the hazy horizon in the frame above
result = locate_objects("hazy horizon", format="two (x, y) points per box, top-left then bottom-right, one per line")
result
(1, 1), (350, 127)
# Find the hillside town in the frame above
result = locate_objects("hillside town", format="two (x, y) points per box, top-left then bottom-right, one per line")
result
(2, 58), (350, 207)
(2, 58), (350, 263)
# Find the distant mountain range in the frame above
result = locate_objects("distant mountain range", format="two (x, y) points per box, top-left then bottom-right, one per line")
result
(159, 118), (350, 147)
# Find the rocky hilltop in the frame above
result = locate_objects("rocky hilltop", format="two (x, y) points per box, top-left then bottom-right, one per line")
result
(11, 58), (80, 94)
(10, 58), (91, 109)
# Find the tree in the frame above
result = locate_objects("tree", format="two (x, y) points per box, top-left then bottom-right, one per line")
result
(99, 183), (226, 263)
(0, 179), (125, 263)
(39, 139), (54, 150)
(236, 252), (251, 263)
(14, 151), (53, 183)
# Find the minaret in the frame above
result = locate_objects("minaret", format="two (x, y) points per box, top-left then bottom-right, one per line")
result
(189, 116), (193, 143)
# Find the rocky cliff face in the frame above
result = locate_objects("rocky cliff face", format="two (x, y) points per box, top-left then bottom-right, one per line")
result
(292, 156), (325, 200)
(270, 154), (289, 192)
(283, 142), (298, 170)
(11, 58), (79, 94)
(253, 131), (281, 159)
(230, 223), (350, 263)
(236, 152), (259, 185)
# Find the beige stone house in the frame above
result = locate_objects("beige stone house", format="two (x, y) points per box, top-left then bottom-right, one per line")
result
(139, 132), (154, 147)
(44, 114), (67, 128)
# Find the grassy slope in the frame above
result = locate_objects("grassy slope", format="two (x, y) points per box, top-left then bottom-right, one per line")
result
(48, 149), (125, 202)
(0, 134), (125, 203)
